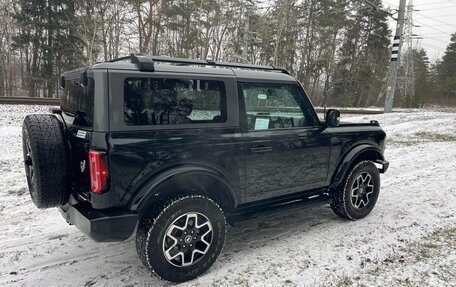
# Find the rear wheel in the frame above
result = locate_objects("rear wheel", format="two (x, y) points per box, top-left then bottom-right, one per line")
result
(136, 195), (226, 282)
(22, 114), (70, 208)
(330, 161), (380, 220)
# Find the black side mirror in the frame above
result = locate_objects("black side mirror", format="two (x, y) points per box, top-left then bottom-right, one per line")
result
(325, 109), (340, 127)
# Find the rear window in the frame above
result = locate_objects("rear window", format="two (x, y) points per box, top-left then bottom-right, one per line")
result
(124, 78), (226, 126)
(61, 78), (95, 127)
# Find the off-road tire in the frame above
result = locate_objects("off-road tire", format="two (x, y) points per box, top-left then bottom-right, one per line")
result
(22, 114), (70, 208)
(330, 160), (380, 220)
(136, 195), (226, 282)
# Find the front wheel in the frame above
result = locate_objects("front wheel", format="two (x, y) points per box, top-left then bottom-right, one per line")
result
(330, 160), (381, 220)
(136, 195), (226, 282)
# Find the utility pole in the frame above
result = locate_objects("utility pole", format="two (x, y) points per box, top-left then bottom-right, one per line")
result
(397, 0), (416, 106)
(384, 0), (407, 113)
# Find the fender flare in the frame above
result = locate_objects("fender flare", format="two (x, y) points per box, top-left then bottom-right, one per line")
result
(129, 165), (239, 212)
(330, 144), (384, 189)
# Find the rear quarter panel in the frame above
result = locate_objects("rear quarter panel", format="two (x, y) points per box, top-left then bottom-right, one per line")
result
(101, 70), (244, 209)
(107, 128), (245, 207)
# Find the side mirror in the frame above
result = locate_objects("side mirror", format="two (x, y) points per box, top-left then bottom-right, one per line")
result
(325, 109), (340, 127)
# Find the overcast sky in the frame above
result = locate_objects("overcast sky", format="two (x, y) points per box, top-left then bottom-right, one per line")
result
(383, 0), (456, 63)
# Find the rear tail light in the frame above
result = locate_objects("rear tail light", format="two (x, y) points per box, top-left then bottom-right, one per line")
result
(88, 150), (109, 193)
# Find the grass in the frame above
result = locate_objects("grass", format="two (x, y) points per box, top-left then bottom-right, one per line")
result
(414, 132), (456, 142)
(333, 226), (456, 287)
(387, 132), (456, 146)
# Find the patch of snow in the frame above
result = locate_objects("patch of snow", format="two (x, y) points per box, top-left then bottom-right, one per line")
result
(0, 104), (455, 286)
(343, 111), (456, 143)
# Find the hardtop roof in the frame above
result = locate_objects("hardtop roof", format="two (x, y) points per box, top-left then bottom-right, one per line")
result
(63, 55), (298, 83)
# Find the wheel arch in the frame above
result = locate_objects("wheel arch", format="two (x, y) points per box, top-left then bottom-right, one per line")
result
(330, 144), (384, 189)
(129, 165), (238, 215)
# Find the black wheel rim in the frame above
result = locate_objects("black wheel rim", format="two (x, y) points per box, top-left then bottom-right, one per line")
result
(162, 212), (213, 267)
(350, 172), (374, 209)
(24, 139), (34, 182)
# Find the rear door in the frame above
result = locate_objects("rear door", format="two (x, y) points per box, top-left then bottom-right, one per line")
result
(239, 83), (330, 202)
(61, 69), (109, 199)
(60, 71), (96, 199)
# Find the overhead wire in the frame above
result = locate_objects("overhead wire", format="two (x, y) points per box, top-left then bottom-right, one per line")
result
(414, 12), (456, 29)
(414, 0), (453, 6)
(415, 13), (456, 18)
(420, 36), (452, 44)
(370, 2), (453, 57)
(422, 32), (455, 36)
(420, 43), (445, 52)
(414, 19), (454, 34)
(410, 3), (455, 59)
(413, 5), (456, 11)
(421, 34), (454, 38)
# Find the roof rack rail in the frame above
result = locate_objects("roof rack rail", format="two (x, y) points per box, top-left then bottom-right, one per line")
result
(108, 54), (290, 75)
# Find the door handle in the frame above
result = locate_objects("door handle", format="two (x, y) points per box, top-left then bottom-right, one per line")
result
(249, 145), (272, 153)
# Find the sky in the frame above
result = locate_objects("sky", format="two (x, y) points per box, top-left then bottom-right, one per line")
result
(383, 0), (456, 63)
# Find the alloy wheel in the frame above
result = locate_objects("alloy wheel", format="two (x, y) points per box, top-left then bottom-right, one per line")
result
(162, 212), (213, 267)
(350, 172), (374, 209)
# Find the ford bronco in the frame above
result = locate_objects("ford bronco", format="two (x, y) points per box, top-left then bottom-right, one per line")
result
(22, 54), (388, 282)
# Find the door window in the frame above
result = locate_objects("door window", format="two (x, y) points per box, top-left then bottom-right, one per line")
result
(240, 83), (315, 131)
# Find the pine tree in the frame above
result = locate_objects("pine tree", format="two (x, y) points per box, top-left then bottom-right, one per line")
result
(437, 33), (456, 100)
(13, 0), (84, 97)
(330, 0), (390, 107)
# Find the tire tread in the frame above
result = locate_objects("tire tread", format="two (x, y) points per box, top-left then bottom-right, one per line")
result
(136, 195), (226, 282)
(22, 114), (70, 208)
(330, 160), (379, 220)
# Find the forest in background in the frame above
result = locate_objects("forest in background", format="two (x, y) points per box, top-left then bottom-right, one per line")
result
(0, 0), (455, 108)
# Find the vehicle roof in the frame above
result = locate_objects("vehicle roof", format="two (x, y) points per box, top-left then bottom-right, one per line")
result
(88, 62), (297, 83)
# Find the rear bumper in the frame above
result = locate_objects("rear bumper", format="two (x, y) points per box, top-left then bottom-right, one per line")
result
(59, 197), (138, 242)
(375, 159), (389, 173)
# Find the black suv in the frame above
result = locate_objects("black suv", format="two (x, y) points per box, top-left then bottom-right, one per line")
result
(22, 55), (388, 282)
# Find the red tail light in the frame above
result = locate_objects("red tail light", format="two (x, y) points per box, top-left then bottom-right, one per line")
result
(88, 150), (109, 193)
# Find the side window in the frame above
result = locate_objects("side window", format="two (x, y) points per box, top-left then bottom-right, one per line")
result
(124, 78), (226, 126)
(61, 78), (95, 127)
(240, 83), (315, 131)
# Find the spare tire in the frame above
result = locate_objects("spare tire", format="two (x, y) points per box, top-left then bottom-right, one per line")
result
(22, 114), (70, 208)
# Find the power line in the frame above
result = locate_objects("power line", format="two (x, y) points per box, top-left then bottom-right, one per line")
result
(418, 24), (456, 27)
(421, 33), (453, 38)
(415, 19), (454, 34)
(416, 13), (456, 18)
(415, 0), (453, 6)
(421, 36), (451, 44)
(420, 41), (446, 50)
(421, 43), (445, 52)
(421, 32), (454, 36)
(415, 5), (456, 11)
(422, 35), (453, 39)
(413, 12), (456, 29)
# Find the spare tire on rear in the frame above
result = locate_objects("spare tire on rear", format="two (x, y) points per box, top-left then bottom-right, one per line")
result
(22, 114), (70, 208)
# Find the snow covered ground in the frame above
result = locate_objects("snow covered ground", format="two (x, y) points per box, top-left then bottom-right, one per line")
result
(0, 105), (455, 287)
